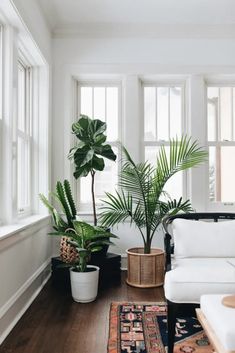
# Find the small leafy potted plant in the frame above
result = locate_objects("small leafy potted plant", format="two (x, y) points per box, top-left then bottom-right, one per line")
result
(68, 114), (117, 226)
(99, 136), (207, 288)
(50, 221), (117, 302)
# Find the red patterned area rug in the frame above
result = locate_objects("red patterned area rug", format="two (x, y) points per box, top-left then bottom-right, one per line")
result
(108, 303), (213, 353)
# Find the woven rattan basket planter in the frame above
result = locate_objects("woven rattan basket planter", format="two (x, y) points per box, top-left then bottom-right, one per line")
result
(126, 247), (165, 288)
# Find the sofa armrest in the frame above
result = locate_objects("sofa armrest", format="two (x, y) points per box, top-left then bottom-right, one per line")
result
(164, 232), (172, 271)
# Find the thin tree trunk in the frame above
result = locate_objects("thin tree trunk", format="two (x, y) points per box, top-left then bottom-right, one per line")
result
(91, 170), (97, 226)
(144, 243), (151, 254)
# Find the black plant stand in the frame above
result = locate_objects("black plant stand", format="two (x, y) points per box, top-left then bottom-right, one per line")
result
(51, 253), (121, 293)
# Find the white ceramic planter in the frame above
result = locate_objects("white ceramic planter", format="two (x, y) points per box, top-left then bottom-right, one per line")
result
(70, 265), (100, 303)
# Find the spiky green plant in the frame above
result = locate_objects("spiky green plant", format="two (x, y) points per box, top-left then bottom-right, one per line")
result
(99, 136), (208, 253)
(39, 179), (77, 232)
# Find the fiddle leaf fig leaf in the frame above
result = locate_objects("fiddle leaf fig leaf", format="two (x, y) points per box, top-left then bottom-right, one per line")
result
(74, 164), (91, 178)
(92, 155), (105, 171)
(92, 119), (106, 137)
(94, 144), (117, 161)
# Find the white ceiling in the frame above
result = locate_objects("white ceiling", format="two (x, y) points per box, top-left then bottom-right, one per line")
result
(38, 0), (235, 37)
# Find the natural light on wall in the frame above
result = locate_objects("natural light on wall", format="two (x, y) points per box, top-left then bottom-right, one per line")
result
(207, 86), (235, 203)
(144, 85), (183, 200)
(77, 84), (120, 206)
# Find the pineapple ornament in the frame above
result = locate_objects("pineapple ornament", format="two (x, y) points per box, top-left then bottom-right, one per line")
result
(60, 236), (78, 263)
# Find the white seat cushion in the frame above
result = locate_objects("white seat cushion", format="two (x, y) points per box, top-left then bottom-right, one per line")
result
(172, 219), (235, 258)
(201, 294), (235, 351)
(164, 258), (235, 303)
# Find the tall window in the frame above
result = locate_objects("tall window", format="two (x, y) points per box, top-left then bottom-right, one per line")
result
(207, 86), (235, 203)
(76, 83), (120, 208)
(143, 83), (184, 199)
(0, 27), (2, 221)
(17, 61), (32, 214)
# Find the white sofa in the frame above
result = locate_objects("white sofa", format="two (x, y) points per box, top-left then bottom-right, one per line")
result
(163, 213), (235, 353)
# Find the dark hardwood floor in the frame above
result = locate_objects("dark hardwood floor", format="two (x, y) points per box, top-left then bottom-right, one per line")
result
(0, 272), (165, 353)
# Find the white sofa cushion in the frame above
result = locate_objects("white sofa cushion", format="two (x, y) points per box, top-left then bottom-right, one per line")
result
(201, 294), (235, 351)
(172, 219), (235, 258)
(164, 258), (235, 303)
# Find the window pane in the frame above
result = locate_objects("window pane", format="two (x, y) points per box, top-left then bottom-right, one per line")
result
(18, 64), (26, 132)
(209, 146), (235, 202)
(209, 146), (216, 202)
(17, 137), (30, 209)
(208, 87), (219, 100)
(80, 87), (92, 117)
(80, 147), (118, 204)
(78, 84), (120, 206)
(170, 87), (181, 138)
(157, 87), (169, 141)
(207, 87), (218, 141)
(207, 102), (217, 141)
(221, 147), (235, 201)
(220, 87), (232, 141)
(145, 146), (183, 200)
(233, 88), (235, 139)
(94, 87), (105, 120)
(144, 87), (156, 141)
(106, 87), (118, 141)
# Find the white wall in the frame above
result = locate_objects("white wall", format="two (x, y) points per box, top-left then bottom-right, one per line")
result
(52, 35), (235, 256)
(0, 218), (52, 343)
(11, 0), (51, 63)
(0, 0), (52, 343)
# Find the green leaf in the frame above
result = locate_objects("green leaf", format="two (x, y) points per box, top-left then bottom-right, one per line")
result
(74, 164), (91, 178)
(94, 144), (117, 161)
(92, 155), (105, 171)
(92, 119), (106, 137)
(99, 136), (207, 252)
(93, 134), (107, 145)
(64, 179), (77, 218)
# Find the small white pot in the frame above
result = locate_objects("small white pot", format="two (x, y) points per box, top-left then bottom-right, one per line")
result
(70, 265), (100, 303)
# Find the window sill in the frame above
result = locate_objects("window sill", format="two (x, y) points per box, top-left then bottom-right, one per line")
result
(0, 214), (51, 241)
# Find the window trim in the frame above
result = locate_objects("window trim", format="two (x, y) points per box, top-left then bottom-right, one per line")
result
(72, 80), (122, 212)
(17, 58), (33, 216)
(206, 81), (235, 210)
(141, 79), (187, 200)
(0, 24), (49, 226)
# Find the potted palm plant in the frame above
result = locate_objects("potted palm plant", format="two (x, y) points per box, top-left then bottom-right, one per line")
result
(50, 221), (116, 302)
(99, 136), (207, 288)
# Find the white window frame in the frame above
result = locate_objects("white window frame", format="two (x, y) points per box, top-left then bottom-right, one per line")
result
(206, 80), (235, 211)
(73, 80), (122, 213)
(0, 22), (49, 227)
(17, 58), (32, 216)
(0, 25), (3, 223)
(141, 80), (187, 199)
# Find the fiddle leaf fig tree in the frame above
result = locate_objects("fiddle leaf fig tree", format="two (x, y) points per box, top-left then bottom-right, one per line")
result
(68, 115), (117, 226)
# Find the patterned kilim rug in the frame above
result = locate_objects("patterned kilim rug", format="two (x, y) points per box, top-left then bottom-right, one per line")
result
(108, 303), (214, 353)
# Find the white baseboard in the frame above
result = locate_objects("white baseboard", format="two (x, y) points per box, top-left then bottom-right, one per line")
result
(0, 258), (51, 345)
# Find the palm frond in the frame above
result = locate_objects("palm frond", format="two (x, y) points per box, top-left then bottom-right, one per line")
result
(99, 136), (207, 252)
(99, 190), (133, 227)
(155, 136), (208, 191)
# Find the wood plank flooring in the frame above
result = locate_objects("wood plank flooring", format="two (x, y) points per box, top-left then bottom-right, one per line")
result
(0, 272), (165, 353)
